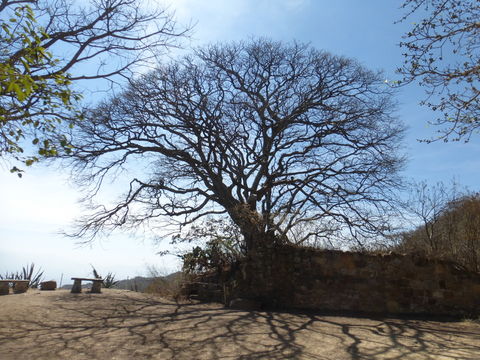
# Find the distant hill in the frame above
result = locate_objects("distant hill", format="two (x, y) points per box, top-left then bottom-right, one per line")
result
(61, 272), (183, 292)
(163, 271), (183, 283)
(113, 276), (154, 292)
(118, 272), (183, 291)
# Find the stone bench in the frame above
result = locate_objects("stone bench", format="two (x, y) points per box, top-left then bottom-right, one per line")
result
(71, 277), (103, 294)
(40, 280), (57, 291)
(0, 279), (30, 295)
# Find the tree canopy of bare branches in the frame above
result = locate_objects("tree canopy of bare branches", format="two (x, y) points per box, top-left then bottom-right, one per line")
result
(0, 0), (187, 172)
(398, 0), (480, 142)
(69, 39), (405, 252)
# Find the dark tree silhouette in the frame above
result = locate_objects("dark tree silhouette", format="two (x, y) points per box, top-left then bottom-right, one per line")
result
(398, 0), (480, 142)
(69, 39), (405, 252)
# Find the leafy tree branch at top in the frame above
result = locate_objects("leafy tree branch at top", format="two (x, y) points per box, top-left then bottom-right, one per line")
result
(0, 0), (188, 174)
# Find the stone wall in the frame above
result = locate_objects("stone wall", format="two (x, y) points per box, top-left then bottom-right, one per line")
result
(226, 245), (480, 316)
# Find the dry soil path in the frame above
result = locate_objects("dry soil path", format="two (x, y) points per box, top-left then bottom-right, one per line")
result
(0, 289), (479, 359)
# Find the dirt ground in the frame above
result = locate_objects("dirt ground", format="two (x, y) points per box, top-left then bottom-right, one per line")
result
(0, 289), (479, 360)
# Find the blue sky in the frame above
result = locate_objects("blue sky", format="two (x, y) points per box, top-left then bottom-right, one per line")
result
(1, 0), (479, 283)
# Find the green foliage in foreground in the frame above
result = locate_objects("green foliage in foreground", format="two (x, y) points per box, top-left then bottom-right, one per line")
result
(1, 4), (78, 173)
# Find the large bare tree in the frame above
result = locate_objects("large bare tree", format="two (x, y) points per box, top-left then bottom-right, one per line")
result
(69, 40), (405, 252)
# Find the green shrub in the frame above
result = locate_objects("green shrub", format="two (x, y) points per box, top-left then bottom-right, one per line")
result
(102, 272), (119, 288)
(90, 265), (119, 288)
(182, 237), (242, 274)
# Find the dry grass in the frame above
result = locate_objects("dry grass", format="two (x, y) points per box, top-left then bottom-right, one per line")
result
(143, 275), (186, 301)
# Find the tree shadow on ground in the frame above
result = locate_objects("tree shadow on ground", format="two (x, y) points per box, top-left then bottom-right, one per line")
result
(0, 291), (479, 359)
